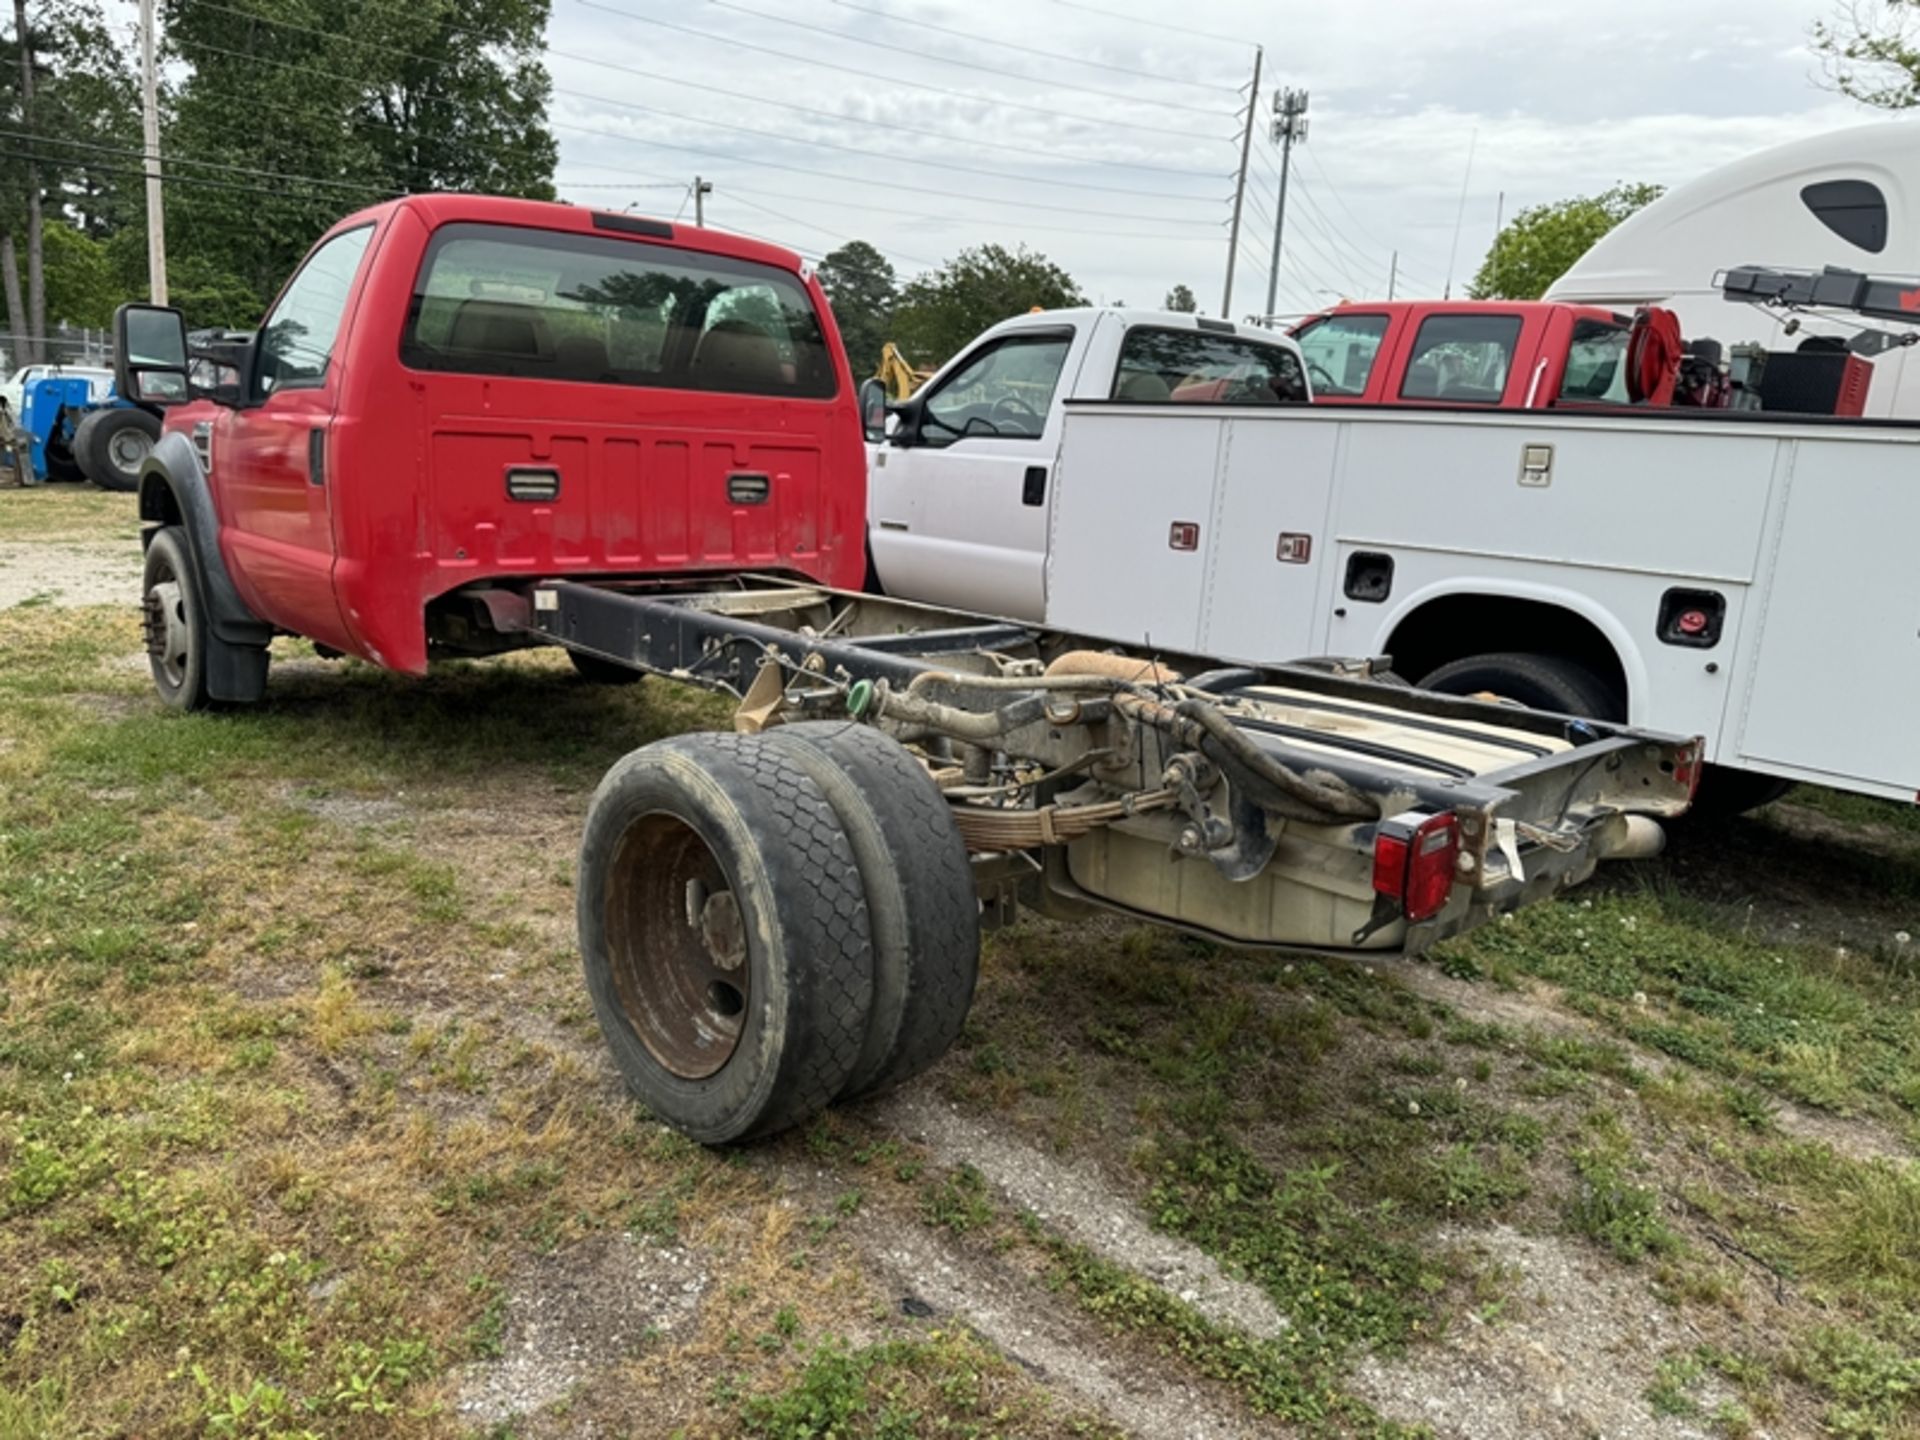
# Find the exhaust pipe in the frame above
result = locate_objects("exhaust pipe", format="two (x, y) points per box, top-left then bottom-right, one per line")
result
(1593, 813), (1666, 862)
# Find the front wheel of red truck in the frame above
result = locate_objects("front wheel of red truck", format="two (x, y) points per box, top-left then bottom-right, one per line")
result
(141, 527), (215, 711)
(577, 733), (875, 1144)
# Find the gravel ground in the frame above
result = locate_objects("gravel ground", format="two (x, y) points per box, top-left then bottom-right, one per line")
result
(0, 538), (142, 608)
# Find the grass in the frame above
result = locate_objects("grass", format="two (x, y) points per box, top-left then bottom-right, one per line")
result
(0, 485), (139, 542)
(1438, 886), (1920, 1123)
(7, 489), (1920, 1438)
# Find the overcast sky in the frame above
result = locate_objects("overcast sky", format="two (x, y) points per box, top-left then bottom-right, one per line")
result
(543, 0), (1872, 317)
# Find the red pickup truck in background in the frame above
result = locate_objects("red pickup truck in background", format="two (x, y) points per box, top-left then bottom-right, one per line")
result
(1290, 301), (1645, 408)
(1291, 297), (1878, 417)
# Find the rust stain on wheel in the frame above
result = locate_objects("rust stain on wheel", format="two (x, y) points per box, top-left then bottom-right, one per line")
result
(604, 813), (749, 1079)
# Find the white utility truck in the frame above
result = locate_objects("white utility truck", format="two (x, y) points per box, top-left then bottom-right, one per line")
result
(865, 296), (1920, 807)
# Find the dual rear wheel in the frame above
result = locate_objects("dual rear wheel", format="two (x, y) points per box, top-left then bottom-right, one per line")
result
(577, 723), (979, 1144)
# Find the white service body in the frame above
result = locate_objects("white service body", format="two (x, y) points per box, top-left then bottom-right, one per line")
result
(868, 309), (1920, 803)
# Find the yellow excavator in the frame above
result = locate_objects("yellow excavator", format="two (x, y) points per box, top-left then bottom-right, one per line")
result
(874, 342), (934, 400)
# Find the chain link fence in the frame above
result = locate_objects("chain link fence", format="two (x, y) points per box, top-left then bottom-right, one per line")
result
(0, 327), (114, 372)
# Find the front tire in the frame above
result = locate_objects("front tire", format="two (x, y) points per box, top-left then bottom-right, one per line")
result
(1419, 651), (1623, 721)
(577, 733), (874, 1144)
(141, 526), (213, 711)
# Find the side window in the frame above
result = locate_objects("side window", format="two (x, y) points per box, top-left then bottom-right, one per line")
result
(1401, 314), (1522, 403)
(1111, 326), (1306, 404)
(920, 332), (1071, 445)
(254, 224), (375, 399)
(1294, 313), (1388, 395)
(1801, 179), (1887, 254)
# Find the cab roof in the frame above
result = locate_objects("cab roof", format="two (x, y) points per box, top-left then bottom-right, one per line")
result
(322, 193), (815, 280)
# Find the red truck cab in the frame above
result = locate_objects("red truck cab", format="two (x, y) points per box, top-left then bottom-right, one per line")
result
(122, 194), (864, 704)
(1291, 300), (1634, 409)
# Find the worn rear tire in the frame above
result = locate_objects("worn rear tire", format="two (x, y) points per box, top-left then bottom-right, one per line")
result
(577, 733), (874, 1144)
(763, 721), (979, 1100)
(1419, 651), (1623, 722)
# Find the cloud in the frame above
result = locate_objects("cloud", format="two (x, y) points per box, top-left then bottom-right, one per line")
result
(545, 0), (1887, 314)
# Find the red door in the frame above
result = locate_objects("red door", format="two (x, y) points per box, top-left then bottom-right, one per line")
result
(217, 222), (378, 650)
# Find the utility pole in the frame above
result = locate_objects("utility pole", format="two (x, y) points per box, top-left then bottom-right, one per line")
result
(1387, 250), (1398, 301)
(1263, 88), (1308, 320)
(693, 175), (713, 227)
(1220, 45), (1262, 318)
(13, 0), (43, 362)
(140, 0), (167, 304)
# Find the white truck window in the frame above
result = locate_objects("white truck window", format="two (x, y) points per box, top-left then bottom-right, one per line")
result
(1401, 314), (1521, 403)
(1294, 313), (1388, 395)
(1111, 326), (1307, 404)
(920, 332), (1071, 445)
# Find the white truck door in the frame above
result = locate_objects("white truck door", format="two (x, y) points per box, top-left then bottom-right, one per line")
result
(867, 323), (1084, 620)
(1198, 415), (1341, 664)
(1730, 431), (1920, 796)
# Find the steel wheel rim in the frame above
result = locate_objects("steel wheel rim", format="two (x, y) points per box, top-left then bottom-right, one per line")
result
(143, 572), (190, 689)
(108, 427), (150, 473)
(604, 812), (749, 1080)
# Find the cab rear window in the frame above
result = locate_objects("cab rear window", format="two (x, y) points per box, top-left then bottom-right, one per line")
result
(1111, 325), (1307, 404)
(400, 222), (837, 398)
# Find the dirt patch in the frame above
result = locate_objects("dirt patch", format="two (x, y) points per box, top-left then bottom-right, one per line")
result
(856, 1214), (1270, 1440)
(457, 1233), (709, 1426)
(1355, 1225), (1720, 1440)
(0, 538), (141, 608)
(868, 1087), (1290, 1343)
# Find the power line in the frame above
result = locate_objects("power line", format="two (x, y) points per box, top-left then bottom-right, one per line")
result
(826, 0), (1237, 93)
(173, 32), (1221, 221)
(568, 0), (1224, 143)
(0, 147), (380, 204)
(1047, 0), (1250, 48)
(183, 0), (1214, 185)
(694, 0), (1228, 118)
(701, 180), (1223, 245)
(0, 125), (393, 197)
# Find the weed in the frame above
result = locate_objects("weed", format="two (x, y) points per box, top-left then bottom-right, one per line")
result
(919, 1164), (994, 1234)
(1790, 1326), (1920, 1439)
(1566, 1145), (1679, 1261)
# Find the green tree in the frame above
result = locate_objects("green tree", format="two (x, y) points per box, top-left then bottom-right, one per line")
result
(891, 243), (1084, 366)
(1, 0), (135, 360)
(817, 240), (897, 377)
(162, 0), (556, 312)
(43, 221), (115, 327)
(1469, 182), (1664, 300)
(1164, 283), (1197, 313)
(1812, 1), (1920, 106)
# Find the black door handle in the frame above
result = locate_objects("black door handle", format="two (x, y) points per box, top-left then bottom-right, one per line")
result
(1021, 465), (1048, 506)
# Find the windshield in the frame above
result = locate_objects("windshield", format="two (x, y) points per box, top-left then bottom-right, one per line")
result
(1294, 313), (1388, 395)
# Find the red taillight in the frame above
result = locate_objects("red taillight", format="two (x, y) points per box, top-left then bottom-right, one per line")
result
(1672, 739), (1705, 802)
(1372, 810), (1462, 924)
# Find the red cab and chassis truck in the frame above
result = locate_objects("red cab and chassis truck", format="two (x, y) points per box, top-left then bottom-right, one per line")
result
(117, 195), (1698, 1143)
